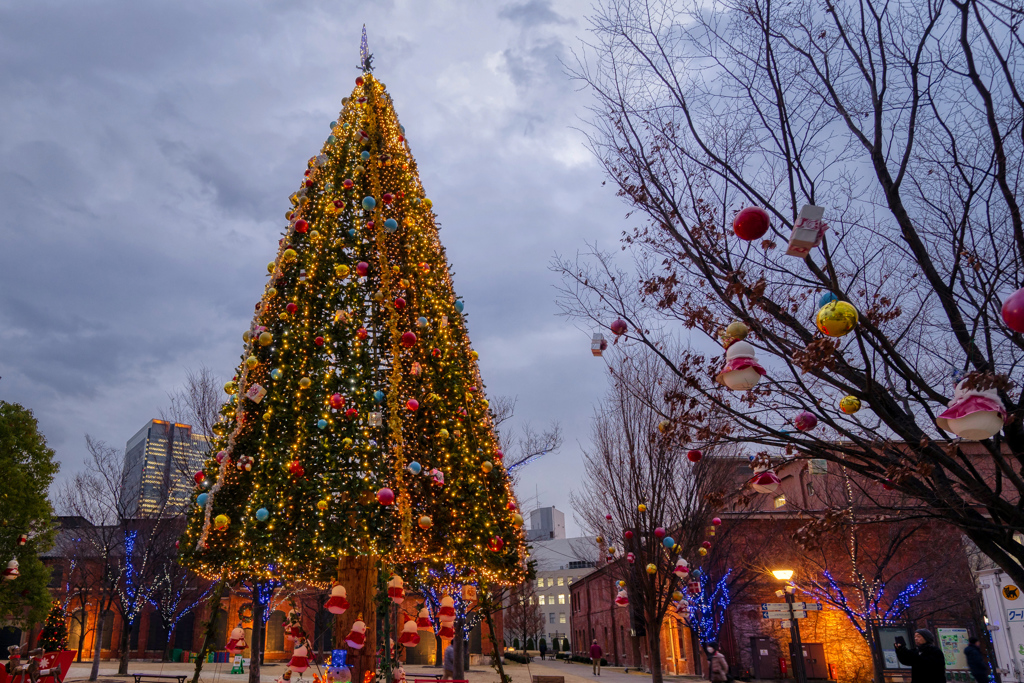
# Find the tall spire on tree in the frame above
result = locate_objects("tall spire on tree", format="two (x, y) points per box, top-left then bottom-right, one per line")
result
(179, 31), (526, 589)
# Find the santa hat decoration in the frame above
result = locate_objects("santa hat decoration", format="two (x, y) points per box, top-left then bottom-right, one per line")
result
(326, 584), (349, 615)
(387, 575), (405, 605)
(936, 379), (1007, 440)
(3, 560), (18, 581)
(614, 589), (629, 606)
(398, 619), (420, 647)
(345, 620), (366, 650)
(438, 623), (455, 640)
(226, 626), (247, 655)
(438, 595), (456, 623)
(416, 608), (433, 632)
(673, 558), (690, 577)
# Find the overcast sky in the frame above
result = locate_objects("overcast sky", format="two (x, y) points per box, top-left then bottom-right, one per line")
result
(0, 0), (635, 536)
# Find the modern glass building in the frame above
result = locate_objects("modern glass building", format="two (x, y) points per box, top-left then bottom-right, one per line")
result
(120, 420), (209, 517)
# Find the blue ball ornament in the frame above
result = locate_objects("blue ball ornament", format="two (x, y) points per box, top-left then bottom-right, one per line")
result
(317, 419), (328, 430)
(271, 368), (283, 380)
(330, 121), (337, 128)
(347, 229), (356, 237)
(360, 151), (370, 160)
(327, 135), (336, 144)
(399, 125), (406, 135)
(384, 218), (398, 232)
(417, 317), (428, 328)
(256, 507), (270, 522)
(819, 292), (839, 307)
(362, 196), (376, 211)
(196, 493), (209, 507)
(663, 536), (675, 548)
(454, 300), (465, 313)
(373, 390), (385, 403)
(408, 461), (422, 475)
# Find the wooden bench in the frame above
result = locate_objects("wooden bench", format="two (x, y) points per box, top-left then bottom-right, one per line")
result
(131, 674), (188, 683)
(532, 676), (565, 683)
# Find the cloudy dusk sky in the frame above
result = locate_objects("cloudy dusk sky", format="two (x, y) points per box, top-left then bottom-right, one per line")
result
(0, 0), (634, 534)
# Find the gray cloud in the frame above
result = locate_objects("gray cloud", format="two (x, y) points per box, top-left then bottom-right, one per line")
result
(0, 0), (626, 534)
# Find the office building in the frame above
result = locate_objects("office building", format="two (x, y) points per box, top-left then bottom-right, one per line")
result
(527, 506), (566, 541)
(120, 420), (209, 517)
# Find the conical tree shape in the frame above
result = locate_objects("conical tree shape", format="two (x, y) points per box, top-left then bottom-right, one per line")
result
(180, 58), (525, 588)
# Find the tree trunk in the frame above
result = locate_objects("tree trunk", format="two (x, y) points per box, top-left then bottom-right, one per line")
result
(163, 626), (174, 662)
(118, 616), (131, 675)
(434, 632), (442, 667)
(76, 614), (86, 663)
(89, 606), (105, 682)
(482, 603), (509, 683)
(335, 556), (378, 683)
(648, 625), (663, 683)
(192, 580), (228, 683)
(249, 589), (267, 683)
(453, 616), (465, 680)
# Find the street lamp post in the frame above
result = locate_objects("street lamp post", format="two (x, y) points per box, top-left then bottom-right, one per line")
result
(772, 570), (807, 683)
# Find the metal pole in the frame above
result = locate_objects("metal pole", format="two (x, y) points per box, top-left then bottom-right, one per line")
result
(787, 592), (808, 683)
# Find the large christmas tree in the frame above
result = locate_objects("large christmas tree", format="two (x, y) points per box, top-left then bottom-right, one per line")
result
(38, 601), (68, 652)
(179, 32), (525, 593)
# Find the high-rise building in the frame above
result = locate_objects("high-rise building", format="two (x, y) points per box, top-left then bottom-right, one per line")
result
(527, 506), (566, 541)
(120, 420), (209, 517)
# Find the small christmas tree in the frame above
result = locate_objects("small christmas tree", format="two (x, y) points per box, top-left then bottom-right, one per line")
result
(38, 601), (68, 652)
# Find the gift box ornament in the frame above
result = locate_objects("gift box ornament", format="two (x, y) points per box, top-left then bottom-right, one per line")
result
(591, 332), (608, 357)
(246, 383), (267, 403)
(785, 204), (828, 257)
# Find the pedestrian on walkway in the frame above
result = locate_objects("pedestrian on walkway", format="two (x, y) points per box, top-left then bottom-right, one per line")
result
(443, 643), (455, 680)
(590, 640), (603, 676)
(895, 629), (946, 683)
(705, 643), (729, 682)
(964, 637), (989, 683)
(540, 639), (548, 661)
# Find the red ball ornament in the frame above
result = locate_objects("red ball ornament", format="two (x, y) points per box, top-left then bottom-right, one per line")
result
(314, 336), (325, 346)
(330, 393), (345, 409)
(431, 348), (442, 358)
(356, 328), (368, 340)
(488, 536), (504, 552)
(366, 221), (375, 230)
(294, 219), (309, 233)
(882, 480), (895, 491)
(687, 450), (703, 463)
(794, 411), (818, 432)
(401, 331), (417, 348)
(733, 206), (770, 240)
(356, 262), (369, 276)
(624, 530), (634, 540)
(394, 297), (406, 311)
(495, 450), (504, 461)
(712, 517), (722, 526)
(286, 302), (298, 314)
(333, 200), (344, 208)
(702, 540), (712, 549)
(377, 488), (395, 505)
(382, 193), (394, 204)
(507, 501), (517, 511)
(606, 514), (613, 521)
(289, 460), (305, 477)
(406, 398), (420, 411)
(193, 471), (205, 485)
(343, 179), (354, 189)
(304, 178), (314, 188)
(654, 527), (666, 538)
(1002, 286), (1024, 333)
(355, 76), (364, 86)
(610, 319), (628, 336)
(345, 408), (358, 418)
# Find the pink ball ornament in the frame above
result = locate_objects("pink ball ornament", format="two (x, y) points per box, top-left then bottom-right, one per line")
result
(794, 411), (818, 431)
(356, 262), (369, 277)
(1002, 286), (1024, 333)
(712, 517), (722, 526)
(733, 206), (770, 240)
(377, 488), (395, 505)
(330, 393), (345, 409)
(406, 398), (420, 411)
(610, 319), (628, 336)
(654, 527), (666, 539)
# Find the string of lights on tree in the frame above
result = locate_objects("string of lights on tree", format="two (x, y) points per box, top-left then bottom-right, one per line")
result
(179, 33), (526, 588)
(807, 571), (925, 638)
(678, 569), (731, 645)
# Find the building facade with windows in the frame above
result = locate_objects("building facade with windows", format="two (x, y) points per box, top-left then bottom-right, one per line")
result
(120, 420), (209, 517)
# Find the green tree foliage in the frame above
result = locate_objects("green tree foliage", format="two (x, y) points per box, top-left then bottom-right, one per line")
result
(0, 402), (59, 625)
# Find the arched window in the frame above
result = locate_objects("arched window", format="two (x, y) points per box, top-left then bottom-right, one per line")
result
(148, 615), (168, 652)
(266, 610), (286, 652)
(69, 611), (86, 655)
(174, 612), (195, 651)
(101, 611), (114, 650)
(212, 609), (228, 650)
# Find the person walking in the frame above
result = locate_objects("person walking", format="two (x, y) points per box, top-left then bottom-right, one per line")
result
(895, 629), (946, 683)
(964, 637), (989, 683)
(590, 640), (603, 676)
(705, 643), (729, 682)
(540, 638), (548, 661)
(443, 643), (455, 681)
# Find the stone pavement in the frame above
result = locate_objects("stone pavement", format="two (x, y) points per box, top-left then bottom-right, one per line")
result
(63, 658), (705, 683)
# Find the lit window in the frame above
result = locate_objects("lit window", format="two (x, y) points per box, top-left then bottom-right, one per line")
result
(560, 613), (566, 624)
(537, 578), (544, 588)
(539, 595), (545, 605)
(557, 577), (564, 586)
(528, 596), (534, 605)
(547, 578), (554, 587)
(558, 594), (566, 604)
(567, 577), (573, 585)
(774, 494), (787, 508)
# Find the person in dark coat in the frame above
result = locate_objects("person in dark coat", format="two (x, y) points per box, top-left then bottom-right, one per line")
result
(964, 637), (989, 683)
(895, 629), (946, 683)
(539, 639), (548, 660)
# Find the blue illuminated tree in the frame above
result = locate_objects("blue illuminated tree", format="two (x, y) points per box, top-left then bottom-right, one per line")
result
(680, 569), (732, 645)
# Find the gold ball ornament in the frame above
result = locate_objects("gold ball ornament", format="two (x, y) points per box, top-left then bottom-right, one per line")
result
(512, 513), (524, 527)
(618, 580), (626, 588)
(283, 249), (297, 261)
(646, 563), (657, 575)
(840, 395), (862, 414)
(481, 461), (494, 473)
(595, 535), (604, 544)
(698, 547), (708, 556)
(299, 377), (312, 389)
(245, 355), (258, 368)
(335, 264), (350, 278)
(224, 381), (237, 395)
(262, 412), (272, 422)
(278, 312), (289, 321)
(419, 515), (433, 529)
(267, 287), (277, 298)
(638, 503), (647, 513)
(317, 500), (329, 511)
(242, 330), (251, 344)
(726, 321), (749, 339)
(471, 351), (479, 360)
(816, 301), (859, 337)
(267, 262), (275, 273)
(259, 332), (273, 346)
(214, 514), (230, 530)
(607, 547), (616, 554)
(658, 420), (671, 434)
(438, 428), (450, 439)
(672, 590), (683, 601)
